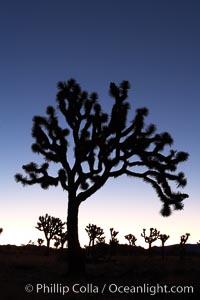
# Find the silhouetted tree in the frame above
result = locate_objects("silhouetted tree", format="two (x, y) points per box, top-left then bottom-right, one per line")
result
(54, 236), (60, 249)
(59, 231), (68, 249)
(109, 228), (119, 256)
(110, 228), (119, 245)
(37, 238), (44, 246)
(180, 233), (190, 244)
(197, 240), (200, 244)
(28, 240), (35, 245)
(35, 214), (65, 255)
(54, 224), (68, 249)
(125, 234), (137, 246)
(180, 233), (190, 259)
(0, 228), (3, 235)
(96, 235), (106, 244)
(85, 223), (105, 255)
(158, 233), (170, 259)
(125, 233), (137, 255)
(141, 228), (160, 255)
(15, 78), (189, 275)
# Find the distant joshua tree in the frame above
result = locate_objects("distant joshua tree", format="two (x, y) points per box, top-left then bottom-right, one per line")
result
(110, 228), (119, 245)
(0, 228), (3, 235)
(125, 234), (137, 246)
(54, 224), (68, 249)
(85, 224), (105, 255)
(58, 231), (68, 249)
(141, 228), (160, 255)
(180, 233), (190, 246)
(37, 238), (44, 246)
(28, 240), (35, 245)
(197, 240), (200, 244)
(158, 234), (170, 259)
(15, 78), (189, 275)
(36, 214), (65, 255)
(54, 236), (61, 249)
(180, 233), (190, 259)
(109, 228), (119, 256)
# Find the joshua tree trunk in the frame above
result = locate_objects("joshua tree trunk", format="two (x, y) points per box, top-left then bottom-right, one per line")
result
(67, 195), (85, 276)
(180, 244), (186, 260)
(161, 242), (165, 260)
(45, 238), (50, 256)
(87, 239), (92, 256)
(148, 242), (152, 256)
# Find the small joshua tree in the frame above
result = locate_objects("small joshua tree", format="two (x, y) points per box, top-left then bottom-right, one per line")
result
(180, 233), (190, 259)
(28, 240), (35, 245)
(125, 234), (137, 246)
(54, 236), (61, 249)
(54, 224), (68, 249)
(96, 235), (106, 244)
(180, 233), (190, 245)
(109, 228), (119, 256)
(37, 238), (44, 246)
(158, 234), (170, 259)
(141, 228), (160, 255)
(0, 228), (3, 235)
(58, 231), (68, 249)
(110, 228), (119, 245)
(36, 213), (65, 255)
(85, 223), (105, 255)
(197, 240), (200, 244)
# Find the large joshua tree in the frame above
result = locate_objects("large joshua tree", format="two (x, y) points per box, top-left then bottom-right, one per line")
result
(15, 78), (188, 275)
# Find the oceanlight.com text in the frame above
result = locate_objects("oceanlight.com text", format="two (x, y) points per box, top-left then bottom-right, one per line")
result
(25, 282), (194, 296)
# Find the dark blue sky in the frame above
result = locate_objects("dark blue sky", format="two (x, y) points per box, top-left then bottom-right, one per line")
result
(0, 0), (199, 246)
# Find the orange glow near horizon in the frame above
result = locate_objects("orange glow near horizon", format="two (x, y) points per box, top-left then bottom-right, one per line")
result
(1, 190), (199, 249)
(1, 166), (198, 249)
(0, 218), (199, 249)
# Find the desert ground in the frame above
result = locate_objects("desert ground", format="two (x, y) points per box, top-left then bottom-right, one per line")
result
(0, 244), (199, 300)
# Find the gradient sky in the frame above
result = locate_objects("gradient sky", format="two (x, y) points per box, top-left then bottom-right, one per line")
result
(0, 0), (199, 248)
